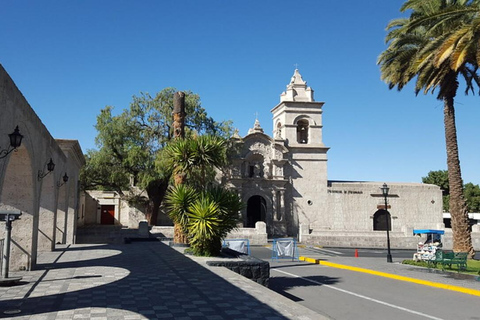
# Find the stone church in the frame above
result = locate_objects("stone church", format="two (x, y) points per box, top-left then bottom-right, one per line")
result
(223, 69), (462, 249)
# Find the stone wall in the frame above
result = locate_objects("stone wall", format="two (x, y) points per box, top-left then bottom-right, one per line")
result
(0, 64), (85, 271)
(300, 228), (480, 251)
(150, 226), (174, 239)
(319, 181), (443, 232)
(150, 221), (268, 245)
(207, 255), (270, 287)
(226, 222), (268, 245)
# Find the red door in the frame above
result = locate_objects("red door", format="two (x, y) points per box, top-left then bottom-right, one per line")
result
(101, 205), (115, 225)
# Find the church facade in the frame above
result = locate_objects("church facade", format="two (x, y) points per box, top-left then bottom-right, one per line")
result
(224, 69), (454, 249)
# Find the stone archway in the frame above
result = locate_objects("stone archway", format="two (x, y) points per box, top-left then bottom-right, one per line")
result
(246, 195), (267, 228)
(373, 209), (391, 231)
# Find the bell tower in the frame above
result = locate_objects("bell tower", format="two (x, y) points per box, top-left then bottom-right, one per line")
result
(271, 69), (329, 232)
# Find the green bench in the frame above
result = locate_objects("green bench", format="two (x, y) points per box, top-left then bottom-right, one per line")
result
(428, 250), (468, 271)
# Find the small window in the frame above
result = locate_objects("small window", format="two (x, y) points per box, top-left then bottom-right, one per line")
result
(296, 120), (309, 143)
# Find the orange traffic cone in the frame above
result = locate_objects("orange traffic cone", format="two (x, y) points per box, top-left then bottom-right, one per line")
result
(355, 249), (359, 258)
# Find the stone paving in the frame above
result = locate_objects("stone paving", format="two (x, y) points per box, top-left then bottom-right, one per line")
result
(0, 242), (323, 320)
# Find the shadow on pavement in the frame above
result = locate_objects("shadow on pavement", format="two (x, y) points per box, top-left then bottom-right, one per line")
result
(268, 275), (340, 302)
(0, 242), (291, 319)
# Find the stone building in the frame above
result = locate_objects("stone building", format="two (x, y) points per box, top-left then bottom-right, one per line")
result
(0, 64), (85, 271)
(224, 69), (471, 249)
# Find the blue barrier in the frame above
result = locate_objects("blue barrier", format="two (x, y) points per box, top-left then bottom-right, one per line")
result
(272, 238), (298, 261)
(223, 239), (250, 255)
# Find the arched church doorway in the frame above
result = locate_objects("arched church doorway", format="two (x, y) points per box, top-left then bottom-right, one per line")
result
(246, 196), (266, 228)
(373, 210), (391, 231)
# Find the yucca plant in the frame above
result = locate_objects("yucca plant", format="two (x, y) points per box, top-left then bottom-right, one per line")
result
(207, 186), (243, 236)
(165, 185), (242, 256)
(188, 196), (222, 256)
(187, 188), (242, 256)
(164, 184), (198, 243)
(164, 135), (229, 244)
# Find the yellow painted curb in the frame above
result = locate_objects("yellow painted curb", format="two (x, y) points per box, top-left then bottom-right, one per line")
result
(299, 256), (480, 297)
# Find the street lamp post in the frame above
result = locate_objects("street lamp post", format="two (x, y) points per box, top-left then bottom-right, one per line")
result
(381, 183), (393, 263)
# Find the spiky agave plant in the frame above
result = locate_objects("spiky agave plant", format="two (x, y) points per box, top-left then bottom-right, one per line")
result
(187, 196), (222, 256)
(188, 188), (242, 256)
(164, 184), (198, 243)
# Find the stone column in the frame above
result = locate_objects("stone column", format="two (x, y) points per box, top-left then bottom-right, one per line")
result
(279, 190), (285, 221)
(237, 188), (245, 226)
(272, 190), (278, 221)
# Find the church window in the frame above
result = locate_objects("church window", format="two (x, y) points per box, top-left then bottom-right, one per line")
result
(296, 119), (309, 144)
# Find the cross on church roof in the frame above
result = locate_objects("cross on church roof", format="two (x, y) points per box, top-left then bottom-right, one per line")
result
(294, 63), (299, 70)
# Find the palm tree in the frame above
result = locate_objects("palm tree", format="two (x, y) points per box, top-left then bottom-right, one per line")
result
(400, 0), (480, 72)
(378, 0), (478, 257)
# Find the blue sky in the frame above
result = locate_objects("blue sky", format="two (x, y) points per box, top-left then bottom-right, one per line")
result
(1, 1), (479, 184)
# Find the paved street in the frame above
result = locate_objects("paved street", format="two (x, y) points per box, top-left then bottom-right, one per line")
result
(252, 246), (480, 320)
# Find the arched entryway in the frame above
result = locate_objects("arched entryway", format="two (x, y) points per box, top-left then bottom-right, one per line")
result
(373, 209), (391, 231)
(246, 195), (266, 228)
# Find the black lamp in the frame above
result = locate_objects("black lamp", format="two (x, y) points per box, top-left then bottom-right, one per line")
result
(57, 172), (69, 187)
(381, 183), (393, 263)
(38, 158), (55, 180)
(0, 126), (23, 159)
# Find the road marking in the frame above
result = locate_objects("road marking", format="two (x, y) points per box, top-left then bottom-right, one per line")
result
(272, 268), (445, 320)
(320, 248), (343, 255)
(299, 257), (480, 297)
(308, 247), (343, 255)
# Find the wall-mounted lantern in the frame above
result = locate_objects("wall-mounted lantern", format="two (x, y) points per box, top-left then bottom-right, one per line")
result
(57, 172), (69, 188)
(0, 126), (23, 159)
(38, 158), (55, 180)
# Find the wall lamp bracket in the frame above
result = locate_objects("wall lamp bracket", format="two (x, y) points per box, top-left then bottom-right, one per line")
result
(57, 172), (69, 188)
(38, 158), (55, 180)
(0, 126), (23, 159)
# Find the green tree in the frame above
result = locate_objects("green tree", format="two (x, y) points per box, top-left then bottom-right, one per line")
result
(378, 0), (478, 256)
(81, 88), (233, 225)
(423, 170), (480, 213)
(422, 170), (450, 212)
(464, 182), (480, 212)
